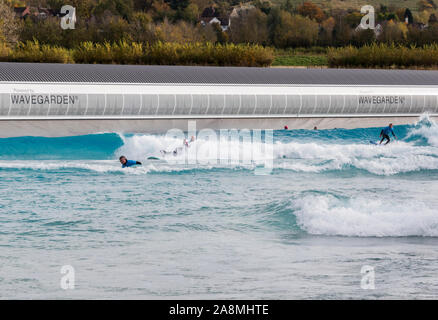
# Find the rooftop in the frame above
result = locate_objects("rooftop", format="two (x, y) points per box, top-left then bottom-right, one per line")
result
(1, 62), (438, 86)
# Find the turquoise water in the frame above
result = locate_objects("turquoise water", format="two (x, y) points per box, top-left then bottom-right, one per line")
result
(1, 116), (438, 299)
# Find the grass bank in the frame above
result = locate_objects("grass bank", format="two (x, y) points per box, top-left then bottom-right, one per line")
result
(272, 47), (328, 67)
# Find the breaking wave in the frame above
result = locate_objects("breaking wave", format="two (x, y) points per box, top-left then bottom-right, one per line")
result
(289, 193), (438, 237)
(0, 114), (437, 176)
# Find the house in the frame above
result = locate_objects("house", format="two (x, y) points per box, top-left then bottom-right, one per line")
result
(199, 6), (230, 31)
(14, 6), (31, 19)
(199, 4), (256, 32)
(203, 16), (230, 31)
(14, 6), (69, 21)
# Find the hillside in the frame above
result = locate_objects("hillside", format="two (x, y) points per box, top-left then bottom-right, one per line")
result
(3, 0), (438, 68)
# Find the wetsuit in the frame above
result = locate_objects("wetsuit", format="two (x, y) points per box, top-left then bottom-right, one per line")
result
(122, 160), (142, 168)
(380, 126), (396, 145)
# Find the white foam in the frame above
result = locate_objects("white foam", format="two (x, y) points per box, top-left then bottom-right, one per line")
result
(277, 139), (438, 175)
(36, 116), (430, 175)
(292, 194), (438, 237)
(0, 160), (129, 173)
(406, 114), (438, 147)
(0, 159), (248, 175)
(115, 133), (272, 164)
(113, 130), (438, 175)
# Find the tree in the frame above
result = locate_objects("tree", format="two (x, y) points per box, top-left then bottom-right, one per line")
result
(404, 8), (414, 24)
(93, 0), (135, 21)
(47, 0), (65, 11)
(297, 1), (325, 23)
(417, 9), (431, 24)
(268, 8), (319, 47)
(429, 12), (438, 24)
(20, 17), (64, 46)
(150, 0), (172, 22)
(181, 3), (199, 23)
(418, 0), (437, 11)
(281, 0), (294, 13)
(343, 11), (362, 27)
(211, 22), (228, 44)
(417, 23), (438, 44)
(379, 20), (408, 43)
(154, 18), (207, 43)
(319, 16), (335, 45)
(351, 28), (375, 46)
(166, 0), (190, 11)
(331, 13), (354, 46)
(229, 8), (268, 45)
(254, 0), (272, 15)
(0, 1), (22, 45)
(165, 0), (193, 21)
(395, 8), (406, 21)
(129, 12), (157, 43)
(96, 12), (132, 42)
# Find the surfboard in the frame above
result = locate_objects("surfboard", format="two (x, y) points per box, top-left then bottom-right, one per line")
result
(147, 156), (160, 160)
(369, 140), (379, 145)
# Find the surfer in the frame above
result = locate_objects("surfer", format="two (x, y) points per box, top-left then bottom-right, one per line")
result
(161, 136), (195, 156)
(187, 136), (195, 146)
(160, 146), (183, 156)
(182, 136), (195, 150)
(119, 156), (142, 168)
(379, 123), (397, 145)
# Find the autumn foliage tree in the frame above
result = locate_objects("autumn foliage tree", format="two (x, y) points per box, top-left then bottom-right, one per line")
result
(268, 8), (319, 47)
(5, 0), (438, 56)
(417, 0), (437, 11)
(297, 1), (325, 23)
(0, 1), (22, 45)
(229, 8), (268, 45)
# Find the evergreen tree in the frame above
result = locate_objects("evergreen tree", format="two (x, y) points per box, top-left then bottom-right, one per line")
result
(282, 0), (294, 13)
(166, 0), (190, 11)
(404, 8), (414, 24)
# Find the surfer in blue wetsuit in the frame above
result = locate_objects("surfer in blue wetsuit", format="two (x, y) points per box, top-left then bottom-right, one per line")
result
(119, 156), (142, 168)
(379, 123), (397, 145)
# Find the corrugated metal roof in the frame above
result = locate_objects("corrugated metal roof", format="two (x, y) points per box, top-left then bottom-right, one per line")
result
(1, 62), (438, 85)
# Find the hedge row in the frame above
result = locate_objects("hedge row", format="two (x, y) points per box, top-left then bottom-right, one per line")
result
(327, 43), (438, 68)
(0, 41), (274, 67)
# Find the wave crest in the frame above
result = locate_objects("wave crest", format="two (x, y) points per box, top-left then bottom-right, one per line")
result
(291, 194), (438, 237)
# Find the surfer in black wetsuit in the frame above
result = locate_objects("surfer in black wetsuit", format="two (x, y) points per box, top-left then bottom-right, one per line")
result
(379, 123), (397, 145)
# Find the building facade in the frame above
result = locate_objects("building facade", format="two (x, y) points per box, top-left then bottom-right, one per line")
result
(0, 63), (437, 137)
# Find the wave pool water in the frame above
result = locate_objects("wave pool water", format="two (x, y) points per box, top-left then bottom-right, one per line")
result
(1, 115), (438, 299)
